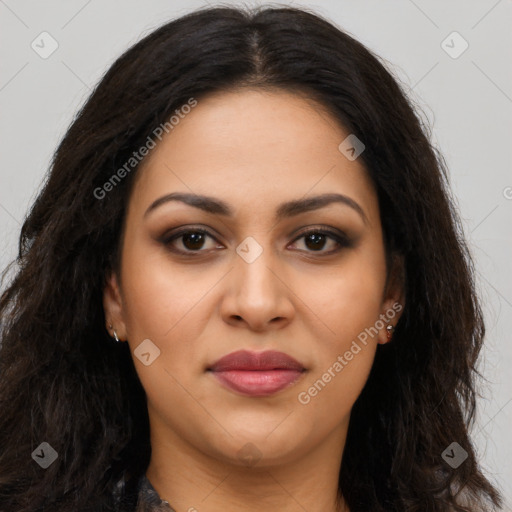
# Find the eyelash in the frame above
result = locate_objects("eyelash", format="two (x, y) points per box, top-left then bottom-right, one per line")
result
(161, 226), (352, 257)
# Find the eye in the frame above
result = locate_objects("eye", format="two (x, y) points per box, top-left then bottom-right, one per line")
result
(288, 227), (351, 254)
(161, 226), (351, 256)
(162, 228), (221, 255)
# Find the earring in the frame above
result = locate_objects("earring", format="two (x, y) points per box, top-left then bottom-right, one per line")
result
(386, 324), (394, 342)
(108, 323), (121, 343)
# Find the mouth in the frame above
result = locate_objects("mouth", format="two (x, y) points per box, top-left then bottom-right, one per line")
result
(207, 349), (306, 397)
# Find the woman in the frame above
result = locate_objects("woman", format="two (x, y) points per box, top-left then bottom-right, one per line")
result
(0, 5), (503, 512)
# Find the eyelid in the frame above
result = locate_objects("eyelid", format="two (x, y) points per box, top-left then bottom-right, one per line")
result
(160, 224), (352, 256)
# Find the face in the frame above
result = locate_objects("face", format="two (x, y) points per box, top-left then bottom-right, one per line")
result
(104, 88), (403, 468)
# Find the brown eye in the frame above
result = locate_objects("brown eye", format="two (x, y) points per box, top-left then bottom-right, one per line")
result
(303, 232), (329, 251)
(161, 226), (351, 257)
(289, 228), (351, 255)
(181, 231), (208, 251)
(162, 228), (220, 255)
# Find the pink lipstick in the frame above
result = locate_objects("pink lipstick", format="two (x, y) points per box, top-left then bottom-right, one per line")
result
(208, 350), (305, 397)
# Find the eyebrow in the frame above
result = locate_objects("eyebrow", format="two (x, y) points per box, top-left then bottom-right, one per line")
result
(144, 191), (368, 225)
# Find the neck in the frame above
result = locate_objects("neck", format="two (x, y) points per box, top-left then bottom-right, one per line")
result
(145, 415), (350, 512)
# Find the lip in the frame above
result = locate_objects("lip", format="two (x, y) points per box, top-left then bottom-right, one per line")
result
(207, 350), (306, 397)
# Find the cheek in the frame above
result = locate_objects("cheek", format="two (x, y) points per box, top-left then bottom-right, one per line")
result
(119, 245), (210, 425)
(330, 271), (384, 341)
(293, 249), (385, 417)
(296, 249), (386, 348)
(120, 240), (210, 342)
(295, 343), (376, 438)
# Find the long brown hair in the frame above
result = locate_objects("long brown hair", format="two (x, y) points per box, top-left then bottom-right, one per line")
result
(0, 5), (502, 511)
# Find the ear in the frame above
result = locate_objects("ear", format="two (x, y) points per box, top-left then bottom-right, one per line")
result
(377, 253), (406, 345)
(103, 271), (128, 342)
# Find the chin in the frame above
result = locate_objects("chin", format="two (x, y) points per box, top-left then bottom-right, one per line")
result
(205, 429), (308, 468)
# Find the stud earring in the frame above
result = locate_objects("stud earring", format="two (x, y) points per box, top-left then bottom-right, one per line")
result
(386, 324), (394, 342)
(108, 323), (121, 343)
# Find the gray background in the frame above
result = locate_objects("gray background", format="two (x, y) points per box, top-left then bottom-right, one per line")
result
(1, 0), (511, 507)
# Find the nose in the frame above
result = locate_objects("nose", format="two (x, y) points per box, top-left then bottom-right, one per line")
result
(219, 243), (295, 332)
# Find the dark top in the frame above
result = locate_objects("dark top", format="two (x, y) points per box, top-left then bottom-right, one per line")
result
(135, 474), (175, 512)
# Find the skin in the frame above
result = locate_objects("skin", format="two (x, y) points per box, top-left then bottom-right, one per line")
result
(103, 88), (404, 512)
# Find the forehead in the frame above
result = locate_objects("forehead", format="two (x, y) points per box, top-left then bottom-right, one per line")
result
(129, 88), (378, 224)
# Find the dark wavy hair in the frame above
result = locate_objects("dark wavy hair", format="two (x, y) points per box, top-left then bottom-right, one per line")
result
(0, 4), (503, 511)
